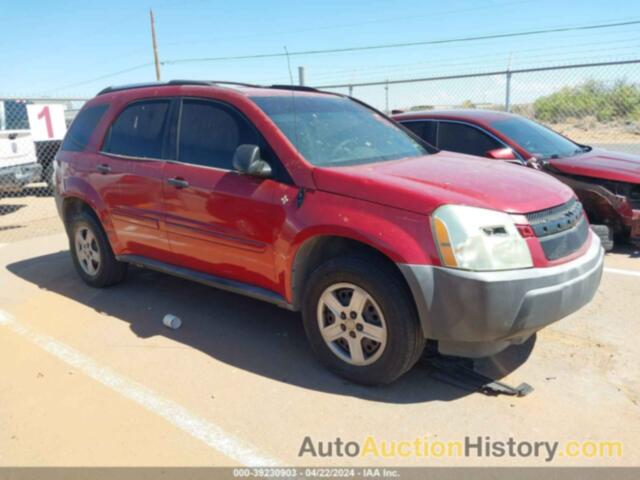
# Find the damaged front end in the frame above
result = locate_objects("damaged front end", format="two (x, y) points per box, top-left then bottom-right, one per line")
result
(542, 166), (640, 245)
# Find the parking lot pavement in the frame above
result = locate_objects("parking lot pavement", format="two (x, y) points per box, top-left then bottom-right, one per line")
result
(0, 186), (62, 244)
(0, 234), (638, 467)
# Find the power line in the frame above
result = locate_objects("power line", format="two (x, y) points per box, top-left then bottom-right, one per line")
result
(46, 63), (153, 93)
(161, 19), (640, 65)
(260, 53), (640, 88)
(308, 40), (640, 83)
(314, 58), (640, 89)
(47, 18), (640, 93)
(161, 0), (536, 48)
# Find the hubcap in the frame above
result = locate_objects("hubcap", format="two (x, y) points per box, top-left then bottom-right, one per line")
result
(74, 226), (101, 276)
(317, 282), (387, 366)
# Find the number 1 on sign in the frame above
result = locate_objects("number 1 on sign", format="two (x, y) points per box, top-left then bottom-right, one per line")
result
(37, 106), (54, 139)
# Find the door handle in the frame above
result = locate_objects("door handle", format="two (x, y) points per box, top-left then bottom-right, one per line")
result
(167, 177), (189, 189)
(96, 164), (111, 174)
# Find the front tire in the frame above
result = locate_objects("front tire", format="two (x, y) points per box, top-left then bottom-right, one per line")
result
(302, 255), (425, 385)
(68, 210), (127, 287)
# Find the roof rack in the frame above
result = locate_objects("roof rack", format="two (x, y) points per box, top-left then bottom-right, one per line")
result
(208, 80), (262, 88)
(97, 80), (262, 96)
(167, 80), (215, 87)
(97, 82), (165, 95)
(268, 84), (320, 93)
(97, 80), (326, 97)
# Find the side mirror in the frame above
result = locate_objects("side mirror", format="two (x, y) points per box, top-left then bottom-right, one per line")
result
(486, 147), (517, 160)
(232, 144), (272, 178)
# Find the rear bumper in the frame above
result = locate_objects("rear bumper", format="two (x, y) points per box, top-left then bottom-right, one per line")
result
(0, 162), (42, 192)
(398, 235), (604, 358)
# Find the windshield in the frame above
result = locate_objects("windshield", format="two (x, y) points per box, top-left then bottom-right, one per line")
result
(491, 117), (584, 160)
(251, 95), (428, 166)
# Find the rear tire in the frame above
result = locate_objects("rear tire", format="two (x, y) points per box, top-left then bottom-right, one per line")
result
(591, 224), (614, 252)
(68, 209), (127, 287)
(302, 255), (425, 385)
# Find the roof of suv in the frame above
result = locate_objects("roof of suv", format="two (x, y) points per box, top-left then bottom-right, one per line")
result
(96, 80), (335, 98)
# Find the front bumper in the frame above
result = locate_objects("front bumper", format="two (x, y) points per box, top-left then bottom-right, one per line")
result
(398, 235), (604, 358)
(0, 162), (42, 192)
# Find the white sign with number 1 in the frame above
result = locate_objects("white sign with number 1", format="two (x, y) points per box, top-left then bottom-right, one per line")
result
(26, 104), (67, 141)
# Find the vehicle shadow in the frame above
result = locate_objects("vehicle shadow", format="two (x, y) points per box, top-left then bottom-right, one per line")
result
(7, 250), (536, 404)
(15, 184), (53, 198)
(0, 204), (25, 216)
(610, 242), (639, 258)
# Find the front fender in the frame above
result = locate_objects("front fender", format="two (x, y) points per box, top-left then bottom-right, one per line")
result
(276, 190), (439, 303)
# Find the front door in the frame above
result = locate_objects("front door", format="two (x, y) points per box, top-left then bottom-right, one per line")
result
(162, 98), (287, 292)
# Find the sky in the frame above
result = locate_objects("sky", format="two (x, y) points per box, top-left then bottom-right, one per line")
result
(2, 0), (640, 110)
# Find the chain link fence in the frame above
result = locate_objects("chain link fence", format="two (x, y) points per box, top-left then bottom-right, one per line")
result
(1, 59), (640, 243)
(319, 59), (640, 154)
(0, 98), (87, 242)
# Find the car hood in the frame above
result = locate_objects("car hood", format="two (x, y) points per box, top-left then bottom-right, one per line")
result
(548, 148), (640, 184)
(312, 151), (574, 215)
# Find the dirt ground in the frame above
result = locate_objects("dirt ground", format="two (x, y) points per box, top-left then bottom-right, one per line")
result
(553, 121), (640, 145)
(0, 233), (638, 467)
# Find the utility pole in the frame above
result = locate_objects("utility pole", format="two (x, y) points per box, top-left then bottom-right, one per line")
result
(505, 71), (512, 112)
(505, 52), (513, 112)
(384, 79), (389, 114)
(297, 66), (306, 86)
(150, 9), (161, 81)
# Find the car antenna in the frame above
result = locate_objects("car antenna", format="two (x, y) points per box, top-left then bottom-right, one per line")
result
(284, 46), (305, 208)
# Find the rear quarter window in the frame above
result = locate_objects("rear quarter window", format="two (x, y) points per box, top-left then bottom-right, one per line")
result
(61, 104), (109, 152)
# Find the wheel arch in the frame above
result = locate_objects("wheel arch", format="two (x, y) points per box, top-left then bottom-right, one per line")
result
(289, 234), (418, 315)
(60, 189), (119, 250)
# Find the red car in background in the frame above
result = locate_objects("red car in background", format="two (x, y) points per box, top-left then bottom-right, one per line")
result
(393, 110), (640, 250)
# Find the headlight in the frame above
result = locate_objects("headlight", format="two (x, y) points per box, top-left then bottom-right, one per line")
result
(432, 205), (533, 271)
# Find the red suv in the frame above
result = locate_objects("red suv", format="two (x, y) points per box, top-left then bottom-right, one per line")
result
(55, 81), (604, 385)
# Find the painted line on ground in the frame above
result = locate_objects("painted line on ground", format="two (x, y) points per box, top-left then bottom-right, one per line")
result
(0, 310), (280, 467)
(604, 267), (640, 278)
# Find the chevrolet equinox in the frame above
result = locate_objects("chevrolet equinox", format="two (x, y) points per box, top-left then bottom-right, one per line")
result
(54, 81), (604, 385)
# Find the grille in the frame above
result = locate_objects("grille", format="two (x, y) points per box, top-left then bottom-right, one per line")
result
(525, 199), (589, 260)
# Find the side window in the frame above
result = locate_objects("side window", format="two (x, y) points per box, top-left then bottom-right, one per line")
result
(61, 104), (109, 152)
(437, 122), (501, 157)
(178, 99), (258, 169)
(401, 121), (437, 147)
(104, 100), (170, 159)
(403, 121), (423, 138)
(422, 121), (437, 146)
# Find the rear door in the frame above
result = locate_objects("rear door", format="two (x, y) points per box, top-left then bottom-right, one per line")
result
(99, 98), (175, 258)
(162, 97), (288, 292)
